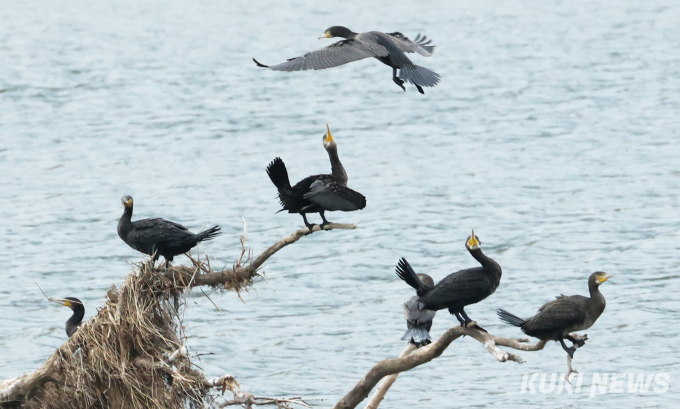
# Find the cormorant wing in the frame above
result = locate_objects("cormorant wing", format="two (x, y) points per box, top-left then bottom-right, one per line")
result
(303, 178), (366, 211)
(130, 218), (191, 244)
(386, 32), (435, 56)
(255, 38), (387, 72)
(418, 268), (491, 307)
(523, 296), (587, 332)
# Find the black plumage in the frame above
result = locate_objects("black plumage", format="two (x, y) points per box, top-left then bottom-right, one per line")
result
(497, 271), (612, 358)
(51, 297), (84, 338)
(396, 231), (502, 328)
(399, 266), (436, 347)
(254, 26), (440, 94)
(117, 196), (221, 267)
(266, 124), (366, 230)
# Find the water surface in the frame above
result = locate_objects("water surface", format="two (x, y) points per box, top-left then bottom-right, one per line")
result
(1, 0), (678, 407)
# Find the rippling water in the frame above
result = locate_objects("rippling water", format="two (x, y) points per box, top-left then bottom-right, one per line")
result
(1, 0), (678, 407)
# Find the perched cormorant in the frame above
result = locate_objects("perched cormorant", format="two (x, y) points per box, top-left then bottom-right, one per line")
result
(396, 230), (502, 328)
(117, 196), (222, 267)
(266, 124), (366, 230)
(497, 271), (612, 358)
(399, 266), (436, 347)
(253, 26), (440, 94)
(50, 297), (84, 338)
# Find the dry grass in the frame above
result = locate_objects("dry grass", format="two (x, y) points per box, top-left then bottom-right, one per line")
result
(21, 260), (229, 409)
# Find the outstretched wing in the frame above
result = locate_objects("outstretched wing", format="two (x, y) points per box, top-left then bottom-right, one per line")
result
(255, 39), (385, 72)
(386, 32), (435, 56)
(303, 178), (366, 211)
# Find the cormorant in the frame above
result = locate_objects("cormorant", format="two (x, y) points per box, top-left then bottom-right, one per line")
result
(396, 230), (502, 328)
(253, 26), (440, 94)
(399, 265), (436, 347)
(266, 124), (366, 230)
(50, 297), (84, 338)
(497, 271), (612, 358)
(117, 196), (222, 267)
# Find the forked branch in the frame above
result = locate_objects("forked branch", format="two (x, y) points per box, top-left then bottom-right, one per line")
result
(335, 323), (549, 409)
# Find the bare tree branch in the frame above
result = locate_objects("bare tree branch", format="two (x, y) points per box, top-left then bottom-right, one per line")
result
(334, 323), (548, 409)
(169, 223), (357, 290)
(363, 343), (417, 409)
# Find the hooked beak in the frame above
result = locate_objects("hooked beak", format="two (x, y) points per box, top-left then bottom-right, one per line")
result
(598, 273), (614, 283)
(49, 297), (74, 308)
(467, 229), (480, 248)
(318, 33), (330, 39)
(324, 124), (334, 143)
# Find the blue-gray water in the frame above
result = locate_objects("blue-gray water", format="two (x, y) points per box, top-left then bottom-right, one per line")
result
(1, 0), (678, 407)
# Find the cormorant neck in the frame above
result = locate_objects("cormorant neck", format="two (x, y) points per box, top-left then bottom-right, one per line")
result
(327, 146), (348, 186)
(66, 304), (85, 337)
(588, 281), (604, 301)
(468, 247), (501, 273)
(337, 27), (358, 39)
(118, 206), (133, 236)
(69, 304), (85, 325)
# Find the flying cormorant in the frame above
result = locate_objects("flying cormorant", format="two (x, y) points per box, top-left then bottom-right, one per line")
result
(254, 26), (440, 94)
(117, 196), (221, 267)
(497, 271), (612, 358)
(399, 266), (436, 347)
(266, 124), (366, 230)
(396, 230), (502, 328)
(50, 297), (84, 338)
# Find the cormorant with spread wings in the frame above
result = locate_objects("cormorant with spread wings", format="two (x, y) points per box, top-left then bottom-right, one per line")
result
(254, 26), (440, 94)
(266, 124), (366, 230)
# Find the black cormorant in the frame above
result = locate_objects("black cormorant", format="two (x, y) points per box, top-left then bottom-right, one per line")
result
(396, 230), (502, 328)
(117, 196), (222, 267)
(254, 26), (440, 94)
(266, 124), (366, 230)
(50, 297), (84, 338)
(497, 271), (612, 358)
(399, 265), (436, 347)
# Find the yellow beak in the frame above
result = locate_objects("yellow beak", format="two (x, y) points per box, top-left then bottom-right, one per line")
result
(467, 229), (480, 247)
(598, 273), (614, 283)
(324, 124), (334, 143)
(318, 33), (330, 39)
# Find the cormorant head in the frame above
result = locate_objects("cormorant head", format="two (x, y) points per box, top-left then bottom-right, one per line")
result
(121, 195), (134, 208)
(50, 296), (83, 311)
(417, 273), (435, 288)
(319, 26), (355, 39)
(591, 271), (613, 287)
(322, 123), (337, 150)
(465, 229), (481, 250)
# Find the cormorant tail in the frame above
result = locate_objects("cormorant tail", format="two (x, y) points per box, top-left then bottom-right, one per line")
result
(497, 309), (526, 327)
(401, 326), (432, 343)
(193, 226), (222, 243)
(399, 64), (441, 88)
(266, 157), (291, 191)
(396, 258), (431, 297)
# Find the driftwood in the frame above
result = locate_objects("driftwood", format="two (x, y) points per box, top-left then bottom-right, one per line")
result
(335, 323), (560, 409)
(0, 223), (356, 409)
